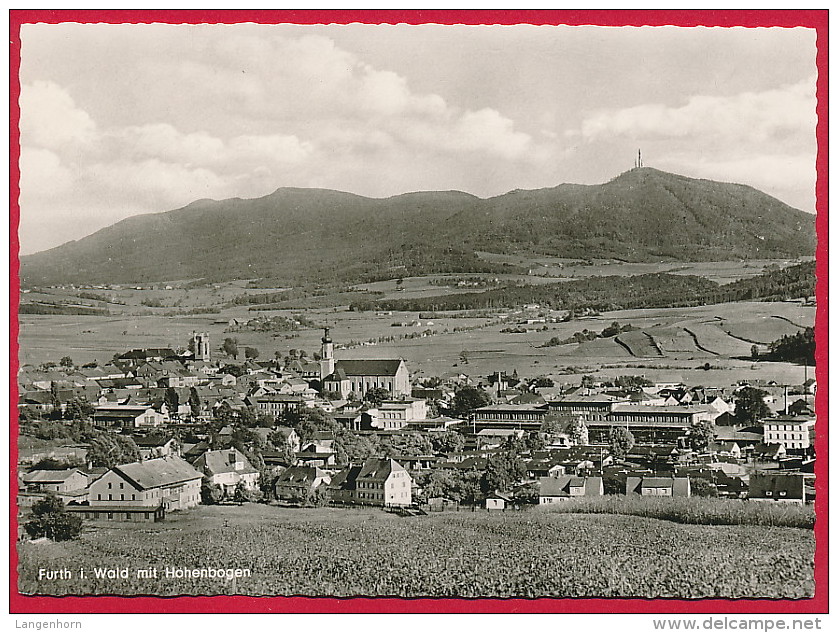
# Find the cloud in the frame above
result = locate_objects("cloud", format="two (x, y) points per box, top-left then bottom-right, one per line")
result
(579, 77), (815, 147)
(19, 80), (96, 149)
(17, 32), (560, 254)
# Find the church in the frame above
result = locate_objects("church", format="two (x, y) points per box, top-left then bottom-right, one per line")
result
(319, 328), (411, 399)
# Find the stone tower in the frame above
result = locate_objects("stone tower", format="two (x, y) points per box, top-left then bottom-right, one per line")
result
(191, 331), (210, 362)
(320, 327), (335, 381)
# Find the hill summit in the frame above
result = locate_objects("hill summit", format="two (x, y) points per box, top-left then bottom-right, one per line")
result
(20, 167), (816, 285)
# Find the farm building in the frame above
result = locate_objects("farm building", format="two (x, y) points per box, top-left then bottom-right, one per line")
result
(539, 476), (604, 504)
(131, 434), (180, 460)
(274, 466), (331, 503)
(192, 448), (260, 496)
(625, 476), (691, 497)
(752, 443), (788, 461)
(93, 404), (166, 430)
(21, 468), (89, 495)
(19, 469), (90, 507)
(71, 456), (202, 522)
(748, 473), (807, 504)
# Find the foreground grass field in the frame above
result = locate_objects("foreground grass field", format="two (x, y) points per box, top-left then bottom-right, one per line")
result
(18, 504), (814, 599)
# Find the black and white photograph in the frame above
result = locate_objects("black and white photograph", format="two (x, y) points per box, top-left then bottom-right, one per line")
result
(11, 14), (823, 605)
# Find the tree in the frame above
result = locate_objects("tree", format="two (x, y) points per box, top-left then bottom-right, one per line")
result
(364, 387), (390, 406)
(222, 337), (239, 359)
(525, 431), (545, 452)
(608, 426), (635, 459)
(87, 433), (140, 468)
(430, 430), (465, 454)
(24, 493), (82, 541)
(540, 412), (573, 443)
(568, 416), (589, 446)
(59, 356), (74, 368)
(233, 480), (249, 505)
(751, 345), (761, 360)
(480, 448), (526, 495)
(63, 397), (93, 421)
(734, 387), (771, 425)
(334, 429), (378, 466)
(189, 387), (202, 419)
(258, 468), (277, 501)
(688, 420), (716, 452)
(305, 486), (330, 507)
(289, 407), (340, 444)
(690, 478), (719, 498)
(244, 346), (260, 360)
(380, 433), (432, 459)
(32, 493), (65, 517)
(201, 479), (224, 505)
(164, 387), (180, 419)
(450, 385), (490, 418)
(614, 375), (653, 389)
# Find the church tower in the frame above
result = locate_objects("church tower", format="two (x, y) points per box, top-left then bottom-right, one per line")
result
(191, 331), (210, 362)
(320, 327), (335, 380)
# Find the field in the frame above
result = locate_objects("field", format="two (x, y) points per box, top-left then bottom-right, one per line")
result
(17, 504), (813, 599)
(18, 296), (816, 388)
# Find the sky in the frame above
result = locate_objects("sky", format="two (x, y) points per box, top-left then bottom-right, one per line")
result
(17, 23), (817, 255)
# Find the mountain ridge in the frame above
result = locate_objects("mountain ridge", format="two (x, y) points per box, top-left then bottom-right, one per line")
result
(21, 167), (816, 286)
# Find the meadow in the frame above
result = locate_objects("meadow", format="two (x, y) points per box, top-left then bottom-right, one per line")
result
(17, 504), (814, 599)
(18, 295), (815, 389)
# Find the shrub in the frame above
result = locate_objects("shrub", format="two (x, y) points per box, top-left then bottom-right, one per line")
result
(24, 512), (83, 541)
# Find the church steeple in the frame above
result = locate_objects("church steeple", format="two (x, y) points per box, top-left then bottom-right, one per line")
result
(320, 327), (335, 381)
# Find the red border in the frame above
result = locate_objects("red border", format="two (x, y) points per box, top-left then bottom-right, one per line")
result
(8, 9), (829, 615)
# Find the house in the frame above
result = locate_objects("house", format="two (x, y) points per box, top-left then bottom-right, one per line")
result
(752, 443), (787, 461)
(360, 398), (428, 430)
(748, 473), (806, 504)
(538, 476), (603, 504)
(485, 493), (512, 510)
(337, 458), (413, 507)
(20, 468), (89, 505)
(249, 393), (306, 417)
(192, 448), (260, 496)
(328, 464), (363, 504)
(295, 449), (336, 468)
(93, 405), (166, 430)
(71, 456), (202, 521)
(132, 435), (180, 460)
(526, 458), (566, 479)
(625, 476), (691, 497)
(709, 441), (742, 459)
(274, 466), (331, 503)
(268, 426), (300, 452)
(319, 329), (411, 398)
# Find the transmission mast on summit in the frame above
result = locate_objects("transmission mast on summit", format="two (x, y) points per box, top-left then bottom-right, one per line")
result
(635, 149), (642, 169)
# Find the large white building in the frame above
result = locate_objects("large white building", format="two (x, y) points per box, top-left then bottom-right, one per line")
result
(762, 415), (816, 451)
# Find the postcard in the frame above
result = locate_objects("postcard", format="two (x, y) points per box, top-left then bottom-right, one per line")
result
(8, 9), (828, 615)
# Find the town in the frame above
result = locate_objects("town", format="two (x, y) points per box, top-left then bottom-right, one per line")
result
(17, 325), (817, 536)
